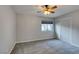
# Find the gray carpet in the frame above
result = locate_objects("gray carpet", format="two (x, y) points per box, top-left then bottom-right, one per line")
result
(11, 39), (79, 54)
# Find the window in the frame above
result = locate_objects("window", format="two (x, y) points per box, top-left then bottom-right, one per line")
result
(41, 21), (53, 32)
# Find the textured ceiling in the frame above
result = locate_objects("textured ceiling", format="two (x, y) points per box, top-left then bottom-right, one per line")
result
(12, 5), (79, 18)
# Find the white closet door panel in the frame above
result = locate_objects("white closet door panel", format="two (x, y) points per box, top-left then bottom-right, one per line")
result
(60, 19), (72, 43)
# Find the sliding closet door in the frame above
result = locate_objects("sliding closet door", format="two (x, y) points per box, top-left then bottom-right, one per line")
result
(72, 17), (79, 46)
(60, 19), (72, 43)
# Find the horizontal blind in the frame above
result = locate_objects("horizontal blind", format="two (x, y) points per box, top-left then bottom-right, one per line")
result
(41, 21), (53, 24)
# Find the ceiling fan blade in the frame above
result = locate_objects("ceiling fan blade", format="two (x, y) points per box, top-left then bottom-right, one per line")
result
(51, 11), (55, 13)
(52, 6), (57, 9)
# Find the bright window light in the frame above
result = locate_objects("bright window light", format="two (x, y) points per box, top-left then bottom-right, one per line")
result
(41, 24), (53, 32)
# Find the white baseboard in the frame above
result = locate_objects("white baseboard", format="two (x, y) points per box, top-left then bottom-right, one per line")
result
(60, 39), (79, 48)
(8, 41), (16, 54)
(16, 38), (54, 44)
(70, 42), (79, 48)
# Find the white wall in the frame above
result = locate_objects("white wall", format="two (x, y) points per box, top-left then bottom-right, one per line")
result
(0, 6), (16, 53)
(55, 10), (79, 47)
(16, 14), (54, 43)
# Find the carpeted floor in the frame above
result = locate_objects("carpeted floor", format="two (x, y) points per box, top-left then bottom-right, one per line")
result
(11, 39), (79, 54)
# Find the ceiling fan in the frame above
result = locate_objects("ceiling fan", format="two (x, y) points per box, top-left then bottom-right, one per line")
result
(37, 5), (58, 15)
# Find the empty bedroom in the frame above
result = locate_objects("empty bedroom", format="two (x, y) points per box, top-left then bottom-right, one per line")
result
(0, 5), (79, 54)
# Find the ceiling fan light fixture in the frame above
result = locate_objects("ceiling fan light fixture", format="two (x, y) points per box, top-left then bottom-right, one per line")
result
(44, 11), (51, 15)
(38, 5), (57, 15)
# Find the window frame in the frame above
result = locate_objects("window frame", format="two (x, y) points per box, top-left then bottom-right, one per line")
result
(41, 21), (53, 32)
